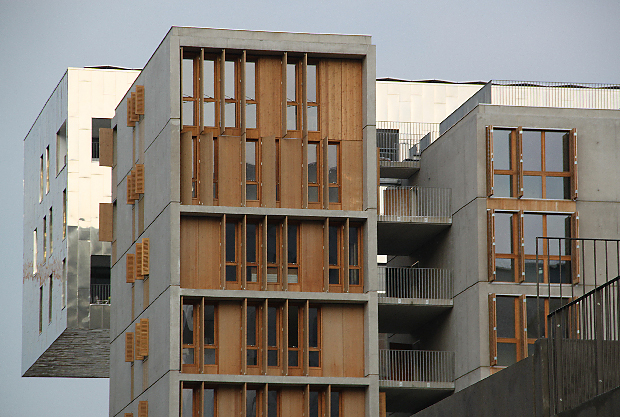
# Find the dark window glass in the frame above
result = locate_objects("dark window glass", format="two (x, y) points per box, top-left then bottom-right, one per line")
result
(545, 132), (569, 172)
(309, 351), (320, 368)
(331, 392), (340, 417)
(523, 214), (543, 255)
(329, 187), (339, 203)
(308, 143), (318, 184)
(329, 269), (339, 285)
(226, 265), (237, 282)
(526, 297), (544, 340)
(268, 390), (278, 417)
(309, 307), (318, 348)
(523, 259), (541, 283)
(496, 296), (515, 338)
(309, 391), (319, 417)
(247, 184), (258, 200)
(246, 389), (257, 417)
(523, 176), (542, 198)
(309, 186), (319, 203)
(288, 225), (297, 264)
(267, 224), (277, 264)
(268, 350), (278, 367)
(328, 144), (338, 183)
(182, 305), (194, 344)
(182, 388), (193, 417)
(204, 304), (215, 345)
(522, 130), (542, 171)
(494, 129), (511, 170)
(246, 141), (256, 182)
(349, 226), (358, 266)
(546, 177), (570, 200)
(329, 225), (338, 265)
(247, 349), (258, 366)
(549, 260), (571, 284)
(205, 348), (216, 365)
(204, 389), (215, 417)
(288, 306), (298, 347)
(495, 213), (513, 254)
(247, 224), (257, 263)
(494, 174), (513, 197)
(547, 215), (570, 255)
(497, 342), (516, 366)
(226, 223), (236, 262)
(495, 258), (515, 282)
(288, 350), (298, 367)
(268, 307), (277, 347)
(349, 269), (360, 285)
(247, 305), (256, 346)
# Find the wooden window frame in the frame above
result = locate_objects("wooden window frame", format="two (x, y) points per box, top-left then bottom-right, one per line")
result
(225, 220), (241, 288)
(491, 128), (518, 198)
(181, 298), (200, 373)
(245, 58), (258, 133)
(286, 59), (301, 135)
(307, 141), (322, 207)
(287, 223), (300, 289)
(287, 303), (303, 371)
(306, 61), (319, 132)
(202, 53), (221, 130)
(327, 141), (341, 207)
(182, 52), (200, 129)
(245, 221), (262, 290)
(308, 306), (321, 369)
(267, 304), (282, 368)
(203, 302), (218, 373)
(266, 222), (282, 286)
(348, 223), (363, 289)
(522, 129), (572, 199)
(493, 211), (520, 282)
(328, 222), (343, 290)
(245, 139), (260, 205)
(246, 302), (261, 369)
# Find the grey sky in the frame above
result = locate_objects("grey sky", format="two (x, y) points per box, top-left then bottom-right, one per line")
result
(1, 0), (618, 414)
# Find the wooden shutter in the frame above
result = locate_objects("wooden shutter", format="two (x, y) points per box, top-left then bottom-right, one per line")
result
(571, 212), (580, 284)
(199, 132), (214, 205)
(570, 128), (578, 200)
(127, 96), (135, 127)
(261, 135), (277, 207)
(124, 414), (133, 417)
(125, 332), (134, 362)
(518, 211), (525, 283)
(517, 127), (524, 198)
(489, 293), (497, 366)
(99, 128), (114, 167)
(519, 295), (528, 357)
(379, 391), (387, 417)
(126, 254), (136, 283)
(486, 126), (494, 197)
(142, 238), (150, 275)
(140, 318), (149, 357)
(135, 86), (145, 115)
(131, 168), (139, 201)
(135, 164), (145, 194)
(99, 203), (113, 242)
(138, 401), (148, 417)
(135, 322), (143, 361)
(130, 92), (139, 122)
(487, 210), (496, 282)
(127, 172), (135, 205)
(180, 131), (193, 205)
(135, 243), (143, 279)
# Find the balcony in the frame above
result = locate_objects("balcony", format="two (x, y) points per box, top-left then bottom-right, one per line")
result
(378, 186), (451, 254)
(377, 122), (439, 179)
(90, 283), (110, 305)
(379, 349), (455, 413)
(378, 267), (453, 332)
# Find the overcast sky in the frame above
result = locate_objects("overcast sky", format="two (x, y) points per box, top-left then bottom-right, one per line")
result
(1, 0), (619, 414)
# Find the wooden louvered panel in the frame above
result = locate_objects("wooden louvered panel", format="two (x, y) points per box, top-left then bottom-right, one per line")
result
(135, 322), (143, 361)
(135, 243), (143, 279)
(130, 92), (139, 122)
(99, 203), (113, 242)
(138, 401), (148, 417)
(127, 96), (135, 127)
(135, 86), (145, 115)
(140, 318), (149, 357)
(99, 128), (114, 167)
(125, 332), (134, 362)
(127, 172), (135, 205)
(126, 254), (136, 283)
(570, 128), (578, 200)
(141, 238), (150, 275)
(135, 164), (145, 194)
(487, 210), (495, 282)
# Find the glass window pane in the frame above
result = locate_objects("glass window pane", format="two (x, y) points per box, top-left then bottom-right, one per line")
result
(329, 269), (339, 285)
(287, 105), (297, 130)
(288, 306), (298, 347)
(182, 388), (193, 417)
(494, 174), (513, 197)
(225, 102), (236, 127)
(204, 348), (216, 365)
(549, 297), (563, 313)
(495, 213), (513, 254)
(329, 225), (338, 265)
(549, 260), (571, 283)
(308, 106), (318, 131)
(183, 58), (194, 98)
(246, 389), (257, 417)
(246, 141), (256, 182)
(287, 63), (296, 101)
(226, 223), (236, 262)
(309, 307), (318, 347)
(546, 176), (570, 200)
(495, 258), (515, 282)
(267, 267), (278, 283)
(268, 350), (278, 367)
(331, 392), (340, 417)
(523, 214), (543, 255)
(497, 343), (516, 366)
(247, 349), (257, 366)
(494, 129), (511, 170)
(247, 224), (256, 263)
(522, 130), (542, 171)
(309, 351), (320, 368)
(267, 224), (277, 264)
(182, 305), (194, 344)
(523, 175), (542, 199)
(204, 389), (215, 417)
(496, 296), (515, 338)
(288, 350), (298, 367)
(545, 131), (570, 172)
(288, 267), (298, 283)
(328, 144), (338, 184)
(308, 186), (319, 202)
(349, 269), (360, 285)
(246, 103), (257, 129)
(183, 101), (194, 126)
(182, 348), (194, 364)
(225, 60), (235, 99)
(547, 215), (570, 255)
(268, 307), (277, 347)
(268, 391), (278, 417)
(307, 64), (317, 102)
(329, 187), (339, 203)
(203, 59), (215, 99)
(526, 297), (544, 340)
(247, 305), (256, 346)
(203, 101), (216, 126)
(309, 391), (319, 417)
(308, 143), (318, 183)
(226, 265), (237, 282)
(204, 304), (215, 345)
(246, 184), (258, 201)
(523, 259), (542, 283)
(246, 61), (255, 101)
(288, 225), (297, 264)
(349, 226), (358, 266)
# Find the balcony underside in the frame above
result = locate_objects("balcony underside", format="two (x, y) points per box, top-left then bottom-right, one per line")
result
(378, 302), (452, 333)
(381, 385), (454, 413)
(380, 161), (420, 179)
(377, 221), (451, 255)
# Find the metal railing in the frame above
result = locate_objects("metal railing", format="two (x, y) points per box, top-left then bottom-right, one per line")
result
(90, 284), (110, 304)
(547, 275), (620, 414)
(378, 185), (451, 222)
(377, 267), (453, 300)
(491, 80), (620, 110)
(379, 349), (455, 385)
(377, 122), (440, 162)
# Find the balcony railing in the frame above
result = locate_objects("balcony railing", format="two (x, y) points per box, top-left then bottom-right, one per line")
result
(377, 122), (440, 163)
(379, 349), (455, 386)
(90, 284), (110, 304)
(378, 267), (453, 300)
(378, 185), (451, 222)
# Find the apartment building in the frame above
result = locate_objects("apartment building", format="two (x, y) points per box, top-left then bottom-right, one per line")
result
(376, 80), (620, 415)
(22, 67), (139, 377)
(100, 27), (378, 416)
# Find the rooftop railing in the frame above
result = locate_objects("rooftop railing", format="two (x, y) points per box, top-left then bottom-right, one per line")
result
(377, 122), (440, 162)
(491, 80), (620, 110)
(90, 283), (110, 305)
(379, 349), (455, 386)
(378, 185), (451, 222)
(377, 267), (453, 300)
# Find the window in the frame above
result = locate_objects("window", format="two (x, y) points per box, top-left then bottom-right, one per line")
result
(62, 189), (67, 240)
(307, 63), (319, 131)
(226, 221), (239, 283)
(48, 274), (53, 323)
(45, 146), (50, 194)
(488, 127), (575, 200)
(287, 224), (299, 284)
(43, 216), (47, 261)
(181, 299), (218, 373)
(349, 225), (361, 286)
(92, 119), (111, 160)
(39, 155), (44, 202)
(268, 390), (278, 417)
(204, 304), (216, 365)
(266, 223), (280, 284)
(490, 210), (574, 283)
(309, 390), (322, 417)
(33, 229), (38, 274)
(56, 122), (67, 175)
(288, 304), (301, 368)
(203, 55), (218, 127)
(286, 61), (299, 131)
(246, 223), (260, 285)
(224, 58), (238, 128)
(328, 143), (340, 204)
(182, 54), (198, 127)
(267, 305), (281, 366)
(329, 224), (342, 286)
(247, 304), (259, 367)
(182, 301), (198, 371)
(331, 391), (340, 417)
(308, 306), (321, 367)
(39, 285), (43, 333)
(213, 138), (218, 199)
(246, 388), (259, 417)
(246, 140), (259, 201)
(246, 60), (257, 129)
(308, 142), (320, 203)
(48, 208), (53, 255)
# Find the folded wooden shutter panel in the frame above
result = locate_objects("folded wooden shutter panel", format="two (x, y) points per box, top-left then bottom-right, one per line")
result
(142, 238), (150, 275)
(135, 243), (143, 279)
(99, 128), (114, 167)
(138, 401), (148, 417)
(518, 211), (525, 283)
(140, 318), (149, 357)
(180, 131), (193, 205)
(572, 212), (580, 284)
(486, 126), (494, 197)
(126, 254), (136, 283)
(488, 293), (497, 366)
(130, 93), (139, 122)
(135, 86), (145, 115)
(517, 127), (524, 198)
(135, 164), (145, 195)
(135, 322), (143, 361)
(570, 128), (578, 200)
(99, 203), (113, 242)
(519, 295), (528, 357)
(487, 210), (496, 282)
(127, 172), (135, 205)
(125, 332), (134, 362)
(127, 96), (135, 127)
(131, 168), (140, 201)
(124, 414), (133, 417)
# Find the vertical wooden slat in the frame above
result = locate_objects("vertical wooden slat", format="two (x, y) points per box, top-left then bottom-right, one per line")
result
(486, 126), (494, 197)
(135, 86), (145, 115)
(142, 238), (150, 275)
(262, 216), (268, 291)
(570, 128), (578, 200)
(242, 216), (247, 289)
(323, 138), (329, 209)
(180, 131), (193, 205)
(241, 383), (247, 417)
(199, 50), (204, 132)
(221, 214), (226, 289)
(135, 243), (143, 279)
(302, 56), (308, 209)
(303, 300), (309, 376)
(127, 95), (135, 127)
(323, 218), (329, 292)
(344, 219), (350, 293)
(262, 136), (277, 207)
(283, 217), (288, 291)
(127, 172), (135, 205)
(283, 299), (289, 376)
(220, 50), (226, 135)
(126, 254), (136, 283)
(242, 299), (247, 375)
(379, 391), (387, 417)
(519, 295), (528, 357)
(304, 385), (310, 417)
(99, 128), (114, 167)
(140, 318), (149, 357)
(518, 211), (525, 283)
(99, 203), (113, 242)
(130, 92), (139, 122)
(263, 299), (268, 374)
(199, 132), (214, 205)
(488, 210), (496, 282)
(572, 212), (580, 284)
(125, 332), (134, 362)
(517, 127), (524, 198)
(489, 293), (497, 366)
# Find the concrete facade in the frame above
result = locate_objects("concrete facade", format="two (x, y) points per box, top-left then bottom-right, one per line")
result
(22, 68), (139, 377)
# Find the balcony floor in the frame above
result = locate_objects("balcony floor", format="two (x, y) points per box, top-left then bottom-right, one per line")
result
(381, 384), (454, 413)
(378, 302), (452, 333)
(377, 221), (451, 255)
(380, 161), (420, 179)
